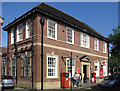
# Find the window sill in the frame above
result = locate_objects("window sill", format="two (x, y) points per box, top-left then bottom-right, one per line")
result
(46, 77), (59, 79)
(67, 41), (74, 45)
(80, 46), (90, 49)
(47, 36), (57, 40)
(103, 52), (107, 54)
(94, 49), (99, 52)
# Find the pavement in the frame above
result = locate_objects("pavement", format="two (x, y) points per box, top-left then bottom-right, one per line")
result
(2, 82), (98, 91)
(71, 82), (98, 89)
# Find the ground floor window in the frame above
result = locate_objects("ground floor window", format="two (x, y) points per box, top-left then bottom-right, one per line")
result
(47, 56), (57, 78)
(94, 61), (99, 77)
(66, 58), (75, 77)
(11, 58), (16, 76)
(22, 53), (31, 77)
(1, 60), (6, 75)
(101, 60), (107, 76)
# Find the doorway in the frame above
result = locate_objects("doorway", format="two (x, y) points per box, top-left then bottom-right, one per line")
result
(83, 65), (87, 83)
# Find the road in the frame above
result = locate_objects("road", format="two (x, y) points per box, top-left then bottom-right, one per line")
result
(2, 86), (120, 91)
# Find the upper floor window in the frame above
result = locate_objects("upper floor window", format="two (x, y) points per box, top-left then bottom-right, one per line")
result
(94, 38), (99, 51)
(67, 27), (74, 44)
(47, 20), (57, 39)
(103, 41), (107, 53)
(26, 20), (31, 38)
(11, 28), (14, 44)
(47, 56), (57, 78)
(81, 32), (90, 48)
(17, 24), (23, 41)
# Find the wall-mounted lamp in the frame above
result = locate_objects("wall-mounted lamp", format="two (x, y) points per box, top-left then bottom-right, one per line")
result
(61, 56), (70, 60)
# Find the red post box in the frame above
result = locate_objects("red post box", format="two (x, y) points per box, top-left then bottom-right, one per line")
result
(93, 73), (96, 82)
(91, 73), (96, 83)
(61, 72), (69, 88)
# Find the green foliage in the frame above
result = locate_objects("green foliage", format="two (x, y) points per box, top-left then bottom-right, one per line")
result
(24, 87), (27, 89)
(108, 26), (120, 72)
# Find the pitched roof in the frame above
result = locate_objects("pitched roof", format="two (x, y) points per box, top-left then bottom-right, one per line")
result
(3, 2), (110, 42)
(37, 3), (103, 37)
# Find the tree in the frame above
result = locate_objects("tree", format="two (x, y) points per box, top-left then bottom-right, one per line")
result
(108, 26), (120, 73)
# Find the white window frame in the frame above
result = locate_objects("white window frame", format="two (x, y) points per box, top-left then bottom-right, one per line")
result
(11, 58), (16, 76)
(101, 60), (107, 76)
(47, 56), (58, 78)
(47, 19), (57, 40)
(11, 28), (14, 44)
(81, 32), (90, 48)
(26, 20), (31, 38)
(103, 41), (107, 53)
(66, 58), (75, 77)
(94, 61), (99, 77)
(94, 38), (99, 51)
(22, 54), (31, 77)
(67, 27), (74, 44)
(17, 24), (23, 42)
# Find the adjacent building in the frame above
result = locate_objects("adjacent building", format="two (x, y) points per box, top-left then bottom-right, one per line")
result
(0, 16), (5, 89)
(1, 47), (7, 76)
(3, 3), (110, 89)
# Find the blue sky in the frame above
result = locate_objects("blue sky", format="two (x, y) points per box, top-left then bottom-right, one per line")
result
(1, 2), (118, 47)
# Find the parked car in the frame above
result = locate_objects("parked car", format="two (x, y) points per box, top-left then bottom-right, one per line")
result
(99, 74), (120, 88)
(1, 75), (15, 89)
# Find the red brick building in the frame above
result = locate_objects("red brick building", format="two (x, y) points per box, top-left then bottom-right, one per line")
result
(3, 3), (110, 89)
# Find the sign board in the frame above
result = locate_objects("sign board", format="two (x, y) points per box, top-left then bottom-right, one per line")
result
(101, 61), (106, 66)
(77, 68), (79, 74)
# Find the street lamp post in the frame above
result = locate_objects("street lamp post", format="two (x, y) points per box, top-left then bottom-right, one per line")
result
(40, 17), (45, 90)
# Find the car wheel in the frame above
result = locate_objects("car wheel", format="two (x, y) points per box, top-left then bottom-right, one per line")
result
(113, 83), (117, 88)
(11, 86), (14, 89)
(2, 87), (4, 90)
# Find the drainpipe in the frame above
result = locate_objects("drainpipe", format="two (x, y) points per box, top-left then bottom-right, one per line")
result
(40, 17), (45, 90)
(70, 52), (72, 90)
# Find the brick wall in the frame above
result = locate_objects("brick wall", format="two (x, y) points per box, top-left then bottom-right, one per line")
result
(6, 14), (109, 88)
